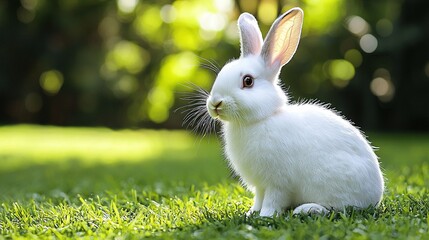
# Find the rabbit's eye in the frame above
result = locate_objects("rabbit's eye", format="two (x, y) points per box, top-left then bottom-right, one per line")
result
(242, 75), (254, 88)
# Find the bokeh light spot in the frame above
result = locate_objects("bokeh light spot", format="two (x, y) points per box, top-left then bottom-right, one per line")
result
(344, 49), (363, 67)
(25, 92), (43, 113)
(346, 15), (369, 37)
(113, 75), (139, 98)
(324, 59), (355, 88)
(172, 28), (200, 51)
(134, 6), (163, 41)
(160, 5), (177, 23)
(360, 34), (378, 53)
(214, 0), (234, 12)
(117, 0), (137, 14)
(376, 19), (393, 37)
(370, 77), (395, 102)
(98, 17), (120, 41)
(148, 87), (172, 123)
(257, 0), (277, 25)
(370, 68), (395, 102)
(370, 77), (389, 96)
(39, 70), (64, 95)
(302, 0), (343, 35)
(199, 12), (227, 32)
(148, 104), (169, 124)
(106, 41), (150, 74)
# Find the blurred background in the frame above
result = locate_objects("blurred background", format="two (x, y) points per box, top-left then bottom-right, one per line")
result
(0, 0), (428, 131)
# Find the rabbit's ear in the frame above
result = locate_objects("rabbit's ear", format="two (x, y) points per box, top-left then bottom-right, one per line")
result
(261, 8), (303, 70)
(238, 13), (263, 57)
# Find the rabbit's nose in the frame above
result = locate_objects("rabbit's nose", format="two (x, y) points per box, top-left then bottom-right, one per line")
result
(208, 100), (223, 117)
(213, 101), (223, 115)
(211, 100), (222, 112)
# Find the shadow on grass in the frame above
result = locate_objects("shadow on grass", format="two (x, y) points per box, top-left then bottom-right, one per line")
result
(1, 158), (231, 198)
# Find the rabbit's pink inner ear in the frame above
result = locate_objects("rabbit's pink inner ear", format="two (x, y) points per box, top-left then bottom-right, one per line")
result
(238, 13), (263, 57)
(262, 8), (303, 68)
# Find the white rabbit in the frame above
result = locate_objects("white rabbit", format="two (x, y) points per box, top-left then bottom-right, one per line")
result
(205, 8), (384, 217)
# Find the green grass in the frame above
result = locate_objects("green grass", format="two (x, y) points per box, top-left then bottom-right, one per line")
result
(0, 125), (428, 239)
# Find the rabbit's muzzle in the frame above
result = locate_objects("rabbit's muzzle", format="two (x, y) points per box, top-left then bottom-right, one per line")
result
(207, 99), (223, 119)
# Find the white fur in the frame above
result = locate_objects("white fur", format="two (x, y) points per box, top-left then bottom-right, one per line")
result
(206, 8), (384, 217)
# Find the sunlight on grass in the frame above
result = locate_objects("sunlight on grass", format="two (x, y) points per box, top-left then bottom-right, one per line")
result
(0, 125), (194, 168)
(0, 125), (228, 199)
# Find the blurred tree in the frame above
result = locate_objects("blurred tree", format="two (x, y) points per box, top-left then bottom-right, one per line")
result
(0, 0), (427, 130)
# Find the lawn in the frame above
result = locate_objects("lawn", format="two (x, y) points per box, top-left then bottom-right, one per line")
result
(0, 125), (428, 239)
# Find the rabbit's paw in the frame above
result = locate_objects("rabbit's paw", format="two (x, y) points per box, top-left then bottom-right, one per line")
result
(259, 207), (277, 217)
(246, 209), (258, 217)
(293, 203), (329, 215)
(246, 206), (261, 216)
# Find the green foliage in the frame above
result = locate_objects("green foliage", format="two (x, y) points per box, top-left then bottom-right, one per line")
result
(1, 0), (428, 130)
(1, 125), (429, 238)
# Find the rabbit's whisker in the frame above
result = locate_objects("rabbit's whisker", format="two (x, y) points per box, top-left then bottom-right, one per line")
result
(176, 82), (217, 137)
